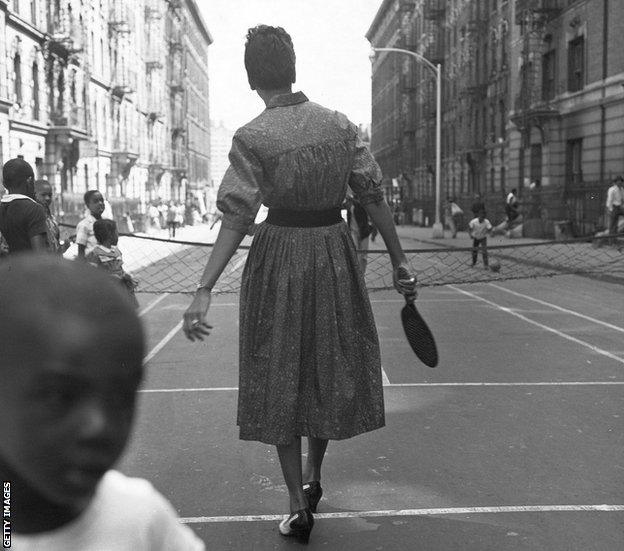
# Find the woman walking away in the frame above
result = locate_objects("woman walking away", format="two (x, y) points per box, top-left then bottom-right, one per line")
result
(182, 25), (417, 544)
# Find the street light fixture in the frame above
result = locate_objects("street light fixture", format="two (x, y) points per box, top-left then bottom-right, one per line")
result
(370, 47), (444, 238)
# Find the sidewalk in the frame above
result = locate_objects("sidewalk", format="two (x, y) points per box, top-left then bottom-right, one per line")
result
(390, 224), (548, 250)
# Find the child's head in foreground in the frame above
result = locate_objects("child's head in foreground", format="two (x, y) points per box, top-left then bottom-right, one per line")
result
(93, 218), (119, 247)
(0, 255), (144, 524)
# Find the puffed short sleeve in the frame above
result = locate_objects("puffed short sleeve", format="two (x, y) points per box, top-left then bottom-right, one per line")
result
(348, 133), (384, 205)
(217, 130), (263, 234)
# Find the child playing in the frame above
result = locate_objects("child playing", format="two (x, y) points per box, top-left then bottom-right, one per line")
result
(86, 218), (138, 308)
(76, 190), (106, 259)
(0, 255), (205, 550)
(468, 210), (492, 268)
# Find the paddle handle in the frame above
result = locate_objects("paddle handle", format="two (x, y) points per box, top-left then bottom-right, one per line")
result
(396, 266), (417, 305)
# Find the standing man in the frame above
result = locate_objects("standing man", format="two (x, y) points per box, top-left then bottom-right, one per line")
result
(506, 188), (519, 222)
(606, 175), (624, 239)
(34, 179), (62, 254)
(0, 158), (47, 254)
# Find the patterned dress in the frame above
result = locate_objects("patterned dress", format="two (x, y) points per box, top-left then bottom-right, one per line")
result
(217, 92), (385, 445)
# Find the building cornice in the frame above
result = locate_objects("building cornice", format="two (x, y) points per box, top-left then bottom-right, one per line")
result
(366, 0), (394, 41)
(6, 12), (46, 42)
(185, 0), (213, 45)
(9, 118), (48, 136)
(366, 0), (414, 43)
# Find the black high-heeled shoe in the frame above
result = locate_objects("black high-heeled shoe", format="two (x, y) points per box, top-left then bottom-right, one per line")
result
(278, 508), (314, 543)
(303, 481), (323, 513)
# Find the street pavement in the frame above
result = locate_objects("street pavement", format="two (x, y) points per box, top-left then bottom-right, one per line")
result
(117, 222), (624, 550)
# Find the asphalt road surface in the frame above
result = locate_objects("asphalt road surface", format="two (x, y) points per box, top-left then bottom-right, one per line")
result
(119, 232), (624, 550)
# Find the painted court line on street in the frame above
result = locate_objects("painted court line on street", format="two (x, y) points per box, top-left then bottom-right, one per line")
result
(449, 285), (624, 366)
(138, 293), (170, 317)
(488, 283), (624, 333)
(369, 298), (476, 303)
(138, 381), (624, 393)
(143, 320), (184, 364)
(381, 367), (391, 385)
(180, 504), (624, 524)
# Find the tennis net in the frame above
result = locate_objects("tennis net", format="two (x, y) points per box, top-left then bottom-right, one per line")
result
(93, 231), (624, 294)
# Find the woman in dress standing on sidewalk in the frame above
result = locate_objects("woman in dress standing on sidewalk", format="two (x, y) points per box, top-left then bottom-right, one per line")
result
(183, 25), (417, 543)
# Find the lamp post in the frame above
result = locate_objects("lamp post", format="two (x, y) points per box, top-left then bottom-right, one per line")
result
(370, 47), (444, 238)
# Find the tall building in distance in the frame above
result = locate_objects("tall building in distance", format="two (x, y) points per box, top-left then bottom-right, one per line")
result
(0, 0), (212, 229)
(208, 119), (234, 215)
(166, 0), (212, 212)
(367, 0), (624, 236)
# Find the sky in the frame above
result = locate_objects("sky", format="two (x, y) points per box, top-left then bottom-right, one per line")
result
(198, 0), (382, 131)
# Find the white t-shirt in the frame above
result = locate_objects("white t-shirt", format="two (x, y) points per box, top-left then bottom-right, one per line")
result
(75, 213), (99, 256)
(12, 470), (205, 551)
(469, 217), (492, 240)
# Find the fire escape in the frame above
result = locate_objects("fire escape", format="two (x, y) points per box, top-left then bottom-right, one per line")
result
(511, 0), (562, 142)
(109, 0), (138, 187)
(46, 1), (91, 194)
(168, 3), (187, 181)
(457, 12), (487, 192)
(421, 1), (445, 180)
(145, 1), (167, 196)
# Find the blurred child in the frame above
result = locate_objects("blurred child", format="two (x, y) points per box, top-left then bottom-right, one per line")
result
(76, 190), (106, 259)
(468, 210), (492, 268)
(0, 158), (47, 254)
(0, 255), (205, 550)
(87, 218), (138, 308)
(34, 179), (66, 254)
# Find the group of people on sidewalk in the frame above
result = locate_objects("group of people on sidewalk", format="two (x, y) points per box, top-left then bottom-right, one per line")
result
(0, 159), (138, 307)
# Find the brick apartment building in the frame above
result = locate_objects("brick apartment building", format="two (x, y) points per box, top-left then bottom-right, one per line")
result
(367, 0), (624, 236)
(0, 0), (212, 228)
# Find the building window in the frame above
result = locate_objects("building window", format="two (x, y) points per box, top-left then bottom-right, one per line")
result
(530, 143), (542, 183)
(14, 0), (20, 13)
(57, 69), (64, 113)
(567, 36), (584, 92)
(32, 62), (39, 119)
(30, 0), (36, 24)
(566, 138), (583, 186)
(14, 54), (22, 104)
(542, 50), (556, 101)
(499, 100), (506, 139)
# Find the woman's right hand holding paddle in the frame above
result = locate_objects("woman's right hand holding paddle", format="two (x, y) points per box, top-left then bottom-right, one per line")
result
(393, 263), (417, 302)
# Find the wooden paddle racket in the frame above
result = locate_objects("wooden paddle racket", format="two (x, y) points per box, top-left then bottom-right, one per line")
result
(396, 267), (438, 368)
(401, 297), (438, 367)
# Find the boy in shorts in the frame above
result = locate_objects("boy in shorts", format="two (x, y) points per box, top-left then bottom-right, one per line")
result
(0, 255), (204, 550)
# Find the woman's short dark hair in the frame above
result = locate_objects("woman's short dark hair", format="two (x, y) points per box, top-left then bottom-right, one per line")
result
(244, 25), (296, 90)
(93, 218), (117, 244)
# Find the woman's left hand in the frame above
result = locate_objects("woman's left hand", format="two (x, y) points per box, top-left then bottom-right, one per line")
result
(183, 288), (213, 341)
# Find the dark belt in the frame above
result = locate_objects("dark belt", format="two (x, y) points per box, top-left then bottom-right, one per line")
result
(265, 207), (343, 228)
